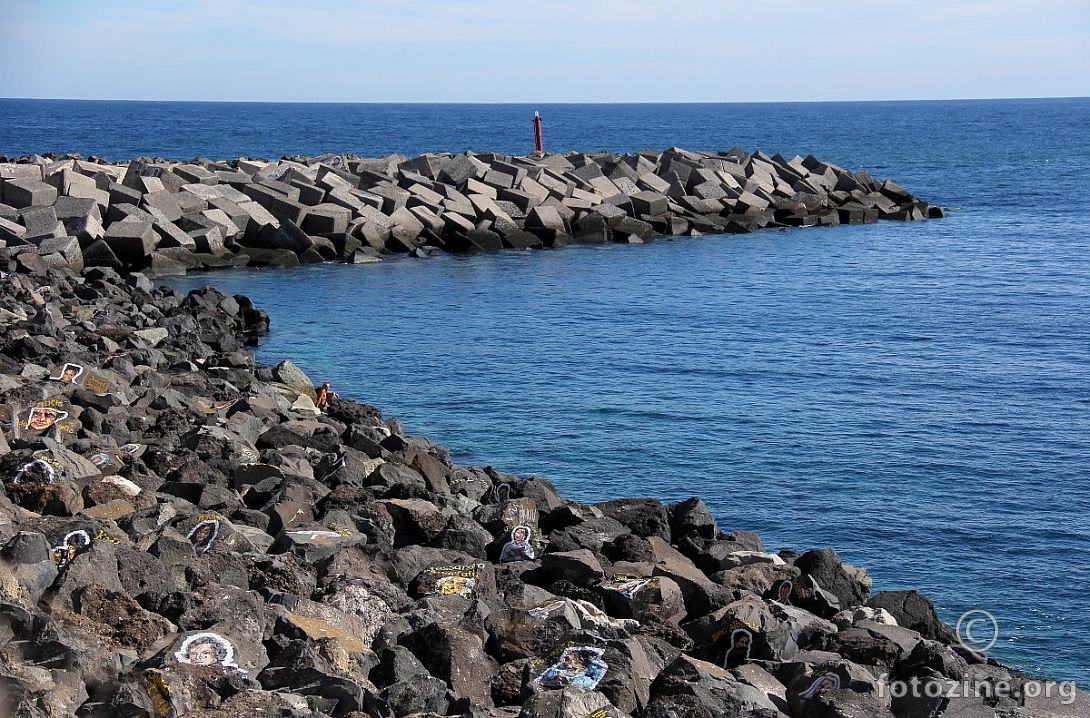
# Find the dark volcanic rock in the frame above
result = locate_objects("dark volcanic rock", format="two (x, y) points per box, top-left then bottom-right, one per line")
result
(0, 241), (1073, 718)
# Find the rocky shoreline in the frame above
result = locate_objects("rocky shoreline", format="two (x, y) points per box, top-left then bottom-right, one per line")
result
(0, 255), (1085, 714)
(0, 147), (942, 275)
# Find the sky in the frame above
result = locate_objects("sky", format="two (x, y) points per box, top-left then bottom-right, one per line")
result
(1, 0), (1087, 102)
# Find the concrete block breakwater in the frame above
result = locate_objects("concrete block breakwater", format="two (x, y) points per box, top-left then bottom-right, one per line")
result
(0, 147), (942, 275)
(1, 261), (1084, 714)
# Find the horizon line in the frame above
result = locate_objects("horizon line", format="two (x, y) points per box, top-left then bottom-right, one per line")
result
(3, 95), (1088, 105)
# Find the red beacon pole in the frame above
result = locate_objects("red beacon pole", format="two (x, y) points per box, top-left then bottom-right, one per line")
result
(532, 110), (544, 154)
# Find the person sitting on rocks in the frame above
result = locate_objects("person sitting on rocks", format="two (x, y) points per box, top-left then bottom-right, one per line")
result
(315, 382), (337, 411)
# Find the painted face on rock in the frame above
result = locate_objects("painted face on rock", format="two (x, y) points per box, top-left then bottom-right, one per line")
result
(187, 642), (218, 666)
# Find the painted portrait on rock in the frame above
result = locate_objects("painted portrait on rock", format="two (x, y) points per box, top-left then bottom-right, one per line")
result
(173, 632), (247, 677)
(534, 646), (608, 691)
(498, 524), (536, 562)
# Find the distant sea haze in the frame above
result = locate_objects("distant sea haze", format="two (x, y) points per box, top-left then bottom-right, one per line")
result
(9, 97), (1089, 687)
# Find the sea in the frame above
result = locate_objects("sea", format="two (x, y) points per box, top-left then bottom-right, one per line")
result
(3, 97), (1088, 687)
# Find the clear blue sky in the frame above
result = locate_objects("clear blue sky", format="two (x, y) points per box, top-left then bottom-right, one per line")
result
(2, 0), (1087, 102)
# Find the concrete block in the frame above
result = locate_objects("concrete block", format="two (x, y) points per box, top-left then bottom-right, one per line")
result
(2, 177), (58, 209)
(315, 165), (359, 191)
(441, 210), (476, 235)
(351, 190), (384, 211)
(612, 176), (640, 196)
(570, 161), (604, 183)
(519, 176), (551, 203)
(242, 178), (299, 204)
(0, 162), (43, 181)
(442, 196), (475, 217)
(323, 187), (368, 215)
(501, 228), (543, 249)
(490, 160), (527, 186)
(236, 199), (280, 239)
(570, 187), (604, 205)
(535, 153), (576, 173)
(438, 153), (487, 186)
(356, 204), (393, 229)
(398, 153), (446, 179)
(630, 191), (669, 217)
(64, 214), (105, 246)
(183, 182), (250, 204)
(121, 159), (165, 190)
(253, 219), (312, 254)
(660, 153), (699, 182)
(107, 181), (144, 207)
(189, 226), (225, 254)
(610, 215), (654, 243)
(536, 169), (573, 199)
(269, 195), (310, 226)
(0, 215), (27, 243)
(434, 183), (469, 202)
(152, 218), (197, 250)
(103, 220), (157, 261)
(408, 204), (444, 234)
(685, 167), (720, 191)
(237, 159), (273, 176)
(302, 203), (350, 235)
(240, 182), (287, 213)
(567, 207), (609, 233)
(354, 220), (390, 251)
(464, 178), (496, 199)
(65, 181), (111, 210)
(288, 178), (326, 206)
(54, 196), (101, 222)
(406, 182), (445, 209)
(497, 187), (541, 213)
(677, 196), (725, 214)
(37, 235), (82, 259)
(201, 208), (241, 239)
(586, 175), (621, 197)
(369, 183), (411, 214)
(747, 169), (777, 196)
(81, 239), (124, 269)
(171, 163), (218, 185)
(354, 167), (396, 190)
(607, 160), (639, 182)
(541, 197), (576, 220)
(636, 172), (671, 194)
(692, 181), (729, 201)
(731, 191), (772, 214)
(134, 176), (165, 194)
(389, 206), (425, 239)
(482, 170), (515, 190)
(207, 196), (251, 234)
(19, 206), (65, 241)
(46, 168), (96, 194)
(142, 191), (183, 222)
(107, 202), (157, 225)
(72, 161), (115, 183)
(463, 223), (503, 251)
(525, 205), (568, 234)
(216, 170), (253, 187)
(467, 194), (511, 224)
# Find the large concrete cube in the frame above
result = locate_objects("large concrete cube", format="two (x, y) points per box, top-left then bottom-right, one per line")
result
(103, 220), (157, 262)
(2, 177), (58, 209)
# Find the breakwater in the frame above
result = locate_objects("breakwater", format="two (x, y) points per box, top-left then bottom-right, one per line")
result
(0, 259), (1084, 714)
(0, 147), (941, 276)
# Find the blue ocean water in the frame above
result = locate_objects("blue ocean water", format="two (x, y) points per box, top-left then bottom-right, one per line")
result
(5, 97), (1088, 686)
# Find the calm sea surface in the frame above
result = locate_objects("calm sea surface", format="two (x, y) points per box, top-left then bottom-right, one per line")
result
(5, 98), (1088, 685)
